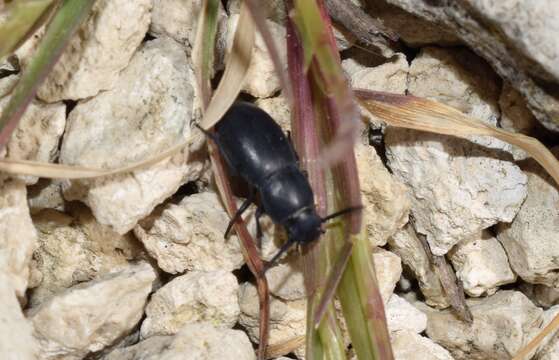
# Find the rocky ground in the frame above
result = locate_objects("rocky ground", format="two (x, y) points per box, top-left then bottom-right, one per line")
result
(1, 0), (559, 359)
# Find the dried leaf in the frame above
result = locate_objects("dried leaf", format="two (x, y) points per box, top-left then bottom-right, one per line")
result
(356, 90), (559, 187)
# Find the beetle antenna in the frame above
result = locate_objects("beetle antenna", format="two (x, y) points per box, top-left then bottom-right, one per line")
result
(321, 206), (363, 223)
(264, 238), (296, 272)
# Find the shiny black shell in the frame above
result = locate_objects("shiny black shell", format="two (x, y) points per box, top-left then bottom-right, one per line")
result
(214, 102), (316, 227)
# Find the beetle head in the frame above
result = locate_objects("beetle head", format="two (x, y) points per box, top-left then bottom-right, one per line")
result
(285, 207), (323, 245)
(265, 206), (363, 272)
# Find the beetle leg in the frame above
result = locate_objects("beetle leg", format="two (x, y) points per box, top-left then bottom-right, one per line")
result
(224, 190), (255, 239)
(255, 207), (264, 249)
(264, 238), (295, 271)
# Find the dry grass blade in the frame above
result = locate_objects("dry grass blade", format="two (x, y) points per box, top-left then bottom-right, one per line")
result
(513, 314), (559, 360)
(198, 1), (254, 130)
(356, 90), (559, 187)
(0, 141), (193, 178)
(265, 336), (306, 359)
(0, 0), (254, 180)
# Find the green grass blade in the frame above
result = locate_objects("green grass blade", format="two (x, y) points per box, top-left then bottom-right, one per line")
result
(192, 0), (219, 106)
(289, 1), (394, 359)
(349, 232), (394, 359)
(0, 0), (55, 61)
(0, 0), (95, 147)
(337, 254), (375, 360)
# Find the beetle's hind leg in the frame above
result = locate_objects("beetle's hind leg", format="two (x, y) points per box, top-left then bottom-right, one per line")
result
(255, 206), (264, 249)
(224, 190), (255, 239)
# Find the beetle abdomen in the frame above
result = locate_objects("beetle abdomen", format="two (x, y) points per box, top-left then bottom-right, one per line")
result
(215, 102), (298, 184)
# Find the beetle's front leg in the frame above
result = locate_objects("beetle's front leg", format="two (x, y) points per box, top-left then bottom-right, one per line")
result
(224, 189), (256, 239)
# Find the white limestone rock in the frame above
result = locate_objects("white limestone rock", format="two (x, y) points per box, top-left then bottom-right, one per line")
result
(534, 305), (559, 360)
(229, 0), (352, 51)
(449, 231), (516, 297)
(343, 53), (408, 95)
(29, 262), (157, 360)
(30, 207), (144, 307)
(355, 140), (410, 247)
(373, 248), (402, 303)
(0, 178), (37, 299)
(0, 278), (39, 360)
(35, 0), (152, 101)
(150, 0), (227, 54)
(226, 15), (286, 98)
(460, 1), (559, 83)
(0, 75), (66, 185)
(386, 294), (427, 334)
(388, 225), (449, 308)
(499, 82), (538, 161)
(385, 47), (527, 255)
(140, 270), (240, 338)
(532, 285), (559, 308)
(381, 0), (559, 132)
(367, 1), (459, 47)
(134, 192), (244, 274)
(498, 148), (559, 287)
(266, 259), (305, 301)
(104, 322), (255, 360)
(0, 73), (18, 99)
(238, 282), (305, 354)
(422, 290), (543, 360)
(343, 53), (409, 128)
(255, 95), (291, 131)
(60, 37), (207, 234)
(391, 330), (454, 360)
(27, 179), (66, 214)
(2, 99), (65, 170)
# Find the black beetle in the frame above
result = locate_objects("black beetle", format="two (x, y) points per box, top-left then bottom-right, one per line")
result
(199, 102), (358, 268)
